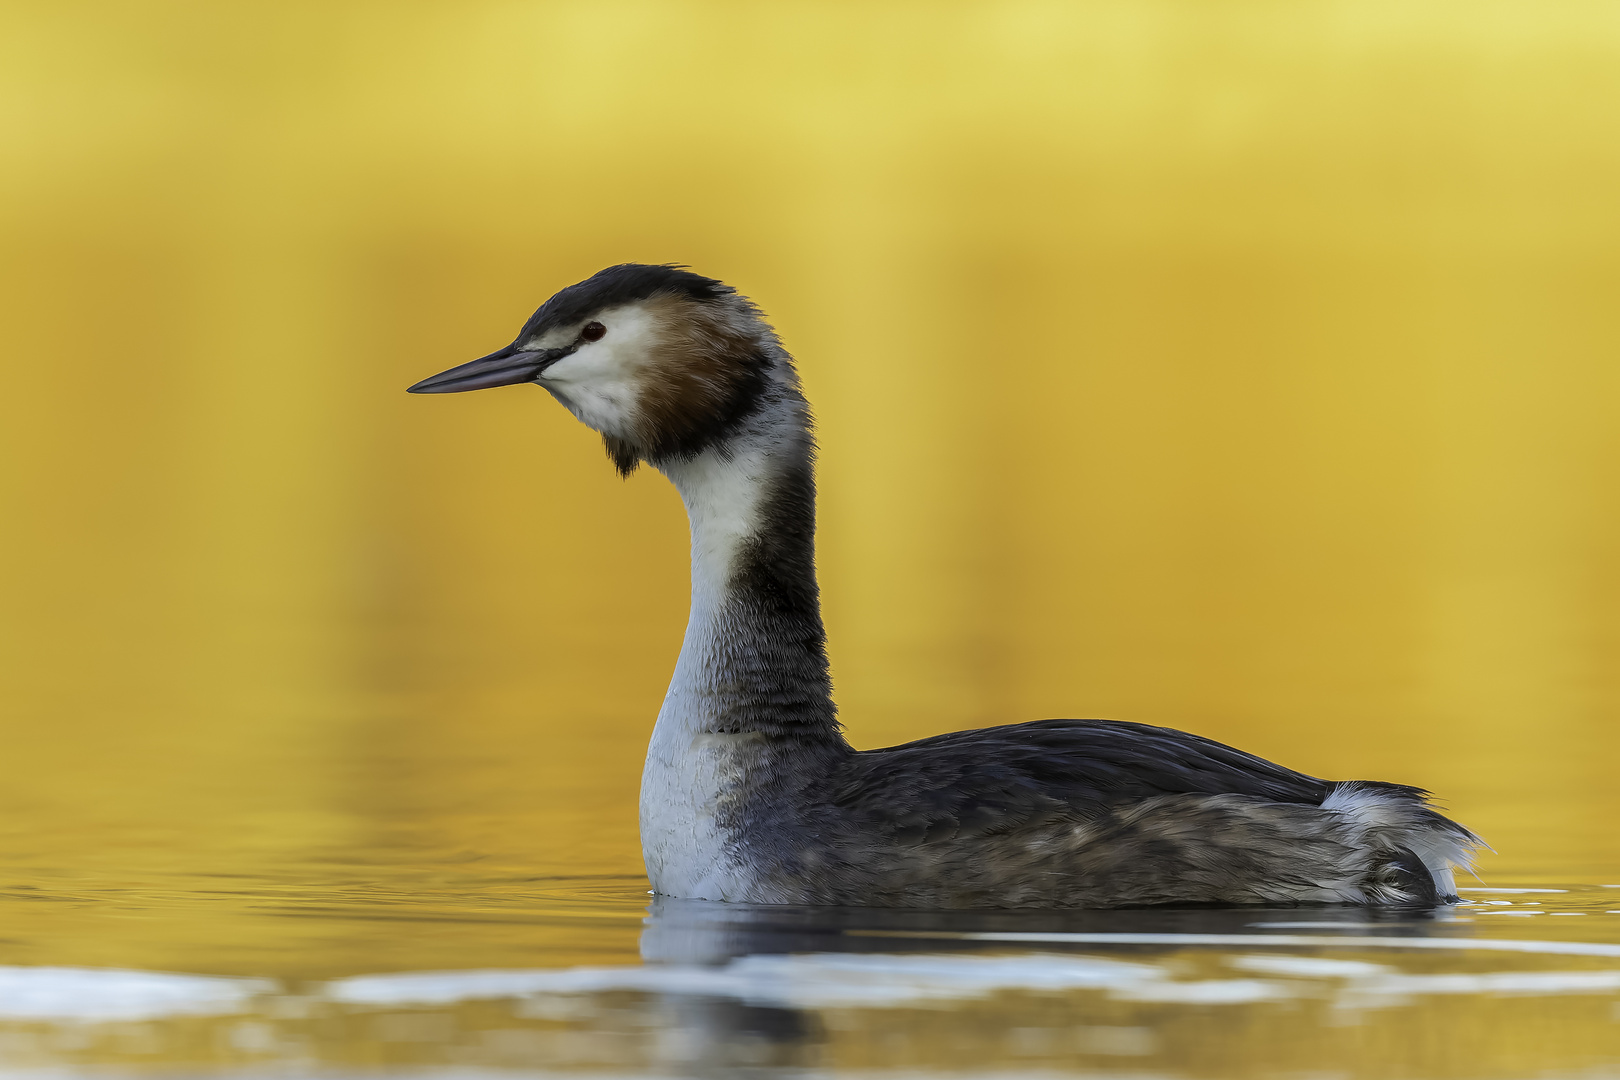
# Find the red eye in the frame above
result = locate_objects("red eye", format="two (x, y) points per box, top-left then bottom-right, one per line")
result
(581, 321), (606, 342)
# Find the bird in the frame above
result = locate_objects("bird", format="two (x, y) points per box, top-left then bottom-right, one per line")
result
(408, 263), (1481, 909)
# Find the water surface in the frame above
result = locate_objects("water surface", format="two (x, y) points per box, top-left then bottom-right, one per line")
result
(2, 2), (1618, 1075)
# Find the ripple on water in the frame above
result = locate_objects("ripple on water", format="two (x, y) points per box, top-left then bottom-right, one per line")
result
(1, 885), (1620, 1076)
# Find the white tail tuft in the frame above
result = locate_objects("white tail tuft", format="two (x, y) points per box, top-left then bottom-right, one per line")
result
(1322, 781), (1482, 901)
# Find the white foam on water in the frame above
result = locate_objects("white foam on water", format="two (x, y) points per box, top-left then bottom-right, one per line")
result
(331, 951), (1180, 1010)
(0, 967), (272, 1022)
(1344, 969), (1620, 1003)
(1230, 955), (1391, 979)
(323, 938), (1620, 1013)
(10, 937), (1620, 1027)
(1110, 979), (1288, 1004)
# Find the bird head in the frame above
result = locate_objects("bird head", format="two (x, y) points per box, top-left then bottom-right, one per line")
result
(408, 264), (781, 475)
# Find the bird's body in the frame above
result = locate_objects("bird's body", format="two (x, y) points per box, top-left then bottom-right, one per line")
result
(410, 264), (1480, 908)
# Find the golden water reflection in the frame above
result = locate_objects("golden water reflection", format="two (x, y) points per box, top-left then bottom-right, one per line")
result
(1, 1), (1618, 1074)
(6, 894), (1620, 1077)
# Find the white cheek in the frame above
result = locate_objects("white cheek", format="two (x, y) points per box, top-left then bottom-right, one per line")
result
(541, 347), (618, 385)
(544, 351), (638, 433)
(556, 383), (639, 435)
(537, 306), (662, 435)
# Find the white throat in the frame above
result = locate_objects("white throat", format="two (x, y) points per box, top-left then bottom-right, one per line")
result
(664, 443), (774, 638)
(637, 436), (778, 901)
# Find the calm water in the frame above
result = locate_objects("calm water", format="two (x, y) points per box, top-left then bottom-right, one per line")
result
(3, 1), (1619, 1075)
(8, 886), (1620, 1076)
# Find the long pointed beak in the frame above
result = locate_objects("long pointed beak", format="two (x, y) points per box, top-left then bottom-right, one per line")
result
(407, 345), (557, 394)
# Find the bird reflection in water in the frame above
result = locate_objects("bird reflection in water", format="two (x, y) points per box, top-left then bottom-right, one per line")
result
(634, 894), (1464, 1071)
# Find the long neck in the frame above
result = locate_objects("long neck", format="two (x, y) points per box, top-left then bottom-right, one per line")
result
(656, 396), (842, 743)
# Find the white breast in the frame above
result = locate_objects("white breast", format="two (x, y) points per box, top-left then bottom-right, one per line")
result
(639, 707), (760, 901)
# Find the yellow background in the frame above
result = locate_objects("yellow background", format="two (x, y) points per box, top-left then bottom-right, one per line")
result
(1, 1), (1616, 974)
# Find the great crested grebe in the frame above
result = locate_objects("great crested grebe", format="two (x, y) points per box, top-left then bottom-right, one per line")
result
(409, 264), (1480, 908)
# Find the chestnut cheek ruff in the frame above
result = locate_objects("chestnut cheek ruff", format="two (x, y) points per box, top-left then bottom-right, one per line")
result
(603, 294), (773, 477)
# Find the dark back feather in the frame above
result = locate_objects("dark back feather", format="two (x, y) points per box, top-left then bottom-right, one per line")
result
(830, 719), (1333, 841)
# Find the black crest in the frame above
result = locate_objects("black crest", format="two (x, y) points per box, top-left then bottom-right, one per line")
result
(518, 264), (731, 340)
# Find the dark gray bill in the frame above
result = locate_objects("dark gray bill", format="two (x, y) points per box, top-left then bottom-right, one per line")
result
(407, 345), (563, 394)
